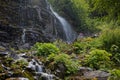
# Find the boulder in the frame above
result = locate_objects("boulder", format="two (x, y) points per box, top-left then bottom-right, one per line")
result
(84, 70), (110, 80)
(78, 67), (93, 76)
(0, 51), (9, 57)
(6, 77), (29, 80)
(0, 46), (6, 51)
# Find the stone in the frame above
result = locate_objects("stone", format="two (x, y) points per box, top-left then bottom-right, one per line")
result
(55, 63), (67, 79)
(78, 67), (93, 76)
(19, 43), (31, 50)
(0, 0), (56, 45)
(84, 70), (110, 80)
(0, 0), (76, 46)
(6, 77), (29, 80)
(9, 53), (20, 60)
(0, 46), (6, 51)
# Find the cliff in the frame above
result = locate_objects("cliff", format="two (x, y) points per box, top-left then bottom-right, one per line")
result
(0, 0), (60, 46)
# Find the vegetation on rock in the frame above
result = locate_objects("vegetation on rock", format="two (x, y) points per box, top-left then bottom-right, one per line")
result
(33, 42), (60, 57)
(0, 0), (120, 79)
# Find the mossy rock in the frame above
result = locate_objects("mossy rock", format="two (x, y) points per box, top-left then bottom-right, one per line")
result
(0, 64), (4, 73)
(0, 46), (6, 51)
(22, 71), (34, 80)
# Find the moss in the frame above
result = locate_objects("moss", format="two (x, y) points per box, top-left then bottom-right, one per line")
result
(22, 71), (34, 80)
(0, 64), (4, 73)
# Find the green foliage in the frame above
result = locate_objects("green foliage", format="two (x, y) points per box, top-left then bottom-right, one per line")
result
(33, 43), (60, 57)
(73, 37), (102, 54)
(110, 45), (120, 65)
(70, 0), (98, 32)
(88, 0), (120, 24)
(0, 64), (4, 73)
(49, 0), (97, 32)
(49, 0), (71, 14)
(108, 69), (120, 80)
(53, 40), (73, 54)
(70, 0), (89, 30)
(47, 53), (80, 74)
(23, 71), (34, 80)
(99, 29), (120, 51)
(11, 59), (28, 69)
(84, 49), (112, 70)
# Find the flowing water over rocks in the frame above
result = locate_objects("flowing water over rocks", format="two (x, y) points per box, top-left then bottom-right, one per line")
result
(49, 5), (77, 43)
(0, 48), (58, 80)
(0, 0), (78, 79)
(0, 0), (77, 45)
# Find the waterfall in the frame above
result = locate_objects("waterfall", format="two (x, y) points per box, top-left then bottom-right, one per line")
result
(34, 5), (42, 21)
(18, 0), (77, 44)
(49, 5), (77, 43)
(22, 29), (26, 43)
(27, 59), (54, 80)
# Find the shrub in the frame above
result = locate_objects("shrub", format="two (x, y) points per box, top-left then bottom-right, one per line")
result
(73, 41), (88, 54)
(73, 37), (102, 54)
(99, 29), (120, 65)
(53, 40), (73, 54)
(11, 59), (28, 69)
(99, 29), (120, 51)
(110, 45), (120, 65)
(47, 53), (80, 74)
(84, 49), (112, 70)
(33, 43), (60, 57)
(108, 69), (120, 80)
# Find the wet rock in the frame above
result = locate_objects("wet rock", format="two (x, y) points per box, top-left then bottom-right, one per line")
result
(0, 0), (56, 45)
(0, 64), (4, 73)
(69, 67), (110, 80)
(19, 43), (31, 50)
(0, 0), (76, 45)
(0, 46), (6, 51)
(0, 73), (6, 80)
(0, 46), (9, 57)
(6, 77), (29, 80)
(40, 73), (54, 80)
(55, 63), (67, 79)
(84, 70), (110, 80)
(27, 59), (43, 72)
(0, 24), (22, 43)
(0, 51), (9, 57)
(78, 67), (93, 76)
(9, 53), (20, 60)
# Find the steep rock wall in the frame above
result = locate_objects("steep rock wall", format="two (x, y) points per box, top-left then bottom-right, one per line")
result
(0, 0), (60, 45)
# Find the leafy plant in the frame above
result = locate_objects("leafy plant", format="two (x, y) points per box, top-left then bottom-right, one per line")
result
(33, 42), (60, 57)
(108, 69), (120, 80)
(11, 59), (28, 69)
(84, 49), (112, 70)
(47, 53), (80, 74)
(98, 29), (120, 65)
(110, 45), (120, 65)
(99, 29), (120, 51)
(73, 37), (102, 54)
(53, 40), (73, 54)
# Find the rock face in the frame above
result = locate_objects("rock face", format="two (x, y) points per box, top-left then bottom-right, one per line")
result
(69, 67), (110, 80)
(0, 0), (76, 46)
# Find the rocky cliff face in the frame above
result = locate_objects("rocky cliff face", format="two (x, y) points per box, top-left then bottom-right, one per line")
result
(0, 0), (64, 47)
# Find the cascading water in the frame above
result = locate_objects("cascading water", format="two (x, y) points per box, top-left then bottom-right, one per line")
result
(27, 59), (54, 80)
(22, 29), (26, 43)
(49, 5), (77, 43)
(34, 6), (42, 21)
(18, 0), (77, 44)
